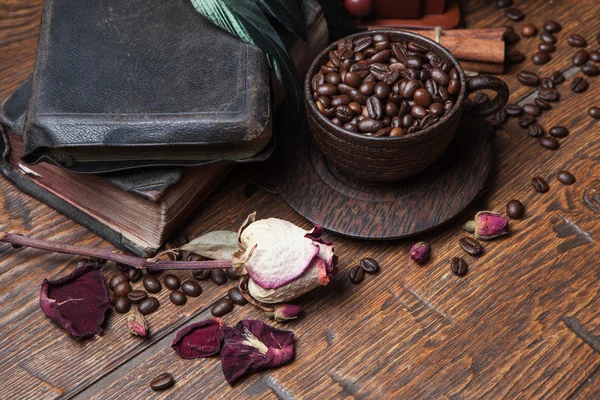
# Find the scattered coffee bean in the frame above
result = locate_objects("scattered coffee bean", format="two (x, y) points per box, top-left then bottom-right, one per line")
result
(150, 373), (174, 391)
(506, 200), (525, 219)
(540, 78), (554, 89)
(181, 281), (202, 297)
(567, 34), (586, 47)
(210, 269), (228, 286)
(557, 171), (576, 185)
(170, 291), (187, 306)
(572, 50), (589, 66)
(582, 63), (600, 77)
(503, 29), (521, 45)
(532, 176), (550, 193)
(109, 292), (115, 305)
(228, 287), (248, 305)
(590, 50), (600, 62)
(528, 123), (544, 137)
(505, 104), (523, 116)
(517, 70), (540, 86)
(518, 114), (536, 128)
(143, 275), (162, 294)
(163, 274), (180, 291)
(126, 268), (143, 283)
(109, 272), (128, 290)
(211, 298), (234, 317)
(523, 103), (542, 117)
(538, 87), (560, 102)
(114, 297), (131, 313)
(451, 257), (468, 277)
(127, 290), (148, 304)
(540, 136), (560, 150)
(521, 24), (537, 37)
(535, 98), (551, 110)
(539, 31), (557, 44)
(458, 237), (483, 257)
(543, 20), (561, 33)
(507, 49), (525, 64)
(571, 77), (589, 93)
(538, 43), (555, 53)
(496, 0), (512, 7)
(589, 107), (600, 119)
(532, 51), (550, 65)
(360, 258), (380, 274)
(225, 268), (239, 280)
(349, 265), (365, 284)
(138, 297), (160, 315)
(549, 126), (569, 138)
(113, 282), (132, 297)
(193, 270), (211, 280)
(550, 71), (565, 84)
(505, 8), (524, 21)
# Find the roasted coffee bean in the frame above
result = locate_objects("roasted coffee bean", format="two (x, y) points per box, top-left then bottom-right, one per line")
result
(360, 258), (380, 274)
(540, 136), (560, 150)
(367, 96), (383, 119)
(359, 118), (384, 133)
(143, 275), (162, 294)
(590, 50), (600, 62)
(413, 88), (432, 108)
(211, 298), (234, 317)
(540, 78), (554, 89)
(127, 290), (148, 304)
(521, 24), (537, 37)
(193, 270), (211, 280)
(459, 237), (483, 257)
(506, 200), (525, 219)
(401, 79), (422, 98)
(406, 56), (423, 69)
(429, 102), (444, 116)
(538, 87), (560, 102)
(567, 34), (586, 47)
(150, 373), (174, 391)
(109, 272), (128, 290)
(225, 268), (239, 280)
(138, 297), (160, 315)
(109, 292), (116, 305)
(126, 267), (143, 283)
(170, 290), (187, 306)
(359, 80), (376, 96)
(181, 280), (202, 297)
(550, 71), (565, 84)
(582, 63), (600, 77)
(348, 102), (362, 114)
(374, 127), (393, 137)
(349, 265), (365, 284)
(532, 51), (551, 65)
(572, 50), (589, 66)
(518, 114), (536, 128)
(113, 282), (132, 297)
(528, 123), (544, 137)
(390, 127), (404, 137)
(335, 105), (354, 122)
(544, 20), (561, 33)
(316, 84), (337, 96)
(503, 30), (520, 45)
(228, 287), (248, 305)
(532, 176), (549, 193)
(507, 49), (525, 64)
(450, 257), (468, 277)
(494, 109), (508, 123)
(331, 95), (351, 107)
(523, 103), (542, 117)
(505, 104), (523, 116)
(385, 102), (399, 117)
(325, 72), (341, 85)
(538, 43), (555, 53)
(210, 269), (228, 286)
(114, 297), (131, 313)
(540, 31), (557, 44)
(402, 114), (414, 128)
(431, 68), (449, 85)
(517, 70), (540, 86)
(354, 36), (373, 52)
(163, 274), (180, 290)
(535, 98), (551, 110)
(571, 77), (588, 93)
(505, 8), (524, 21)
(589, 107), (600, 119)
(411, 105), (427, 119)
(557, 171), (576, 185)
(549, 126), (569, 138)
(374, 82), (390, 99)
(496, 0), (512, 7)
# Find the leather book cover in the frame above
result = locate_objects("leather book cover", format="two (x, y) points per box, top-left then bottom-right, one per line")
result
(23, 0), (272, 172)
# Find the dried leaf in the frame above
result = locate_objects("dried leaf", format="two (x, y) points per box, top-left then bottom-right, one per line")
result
(180, 231), (238, 260)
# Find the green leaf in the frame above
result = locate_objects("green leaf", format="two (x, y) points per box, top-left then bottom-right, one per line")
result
(254, 0), (307, 41)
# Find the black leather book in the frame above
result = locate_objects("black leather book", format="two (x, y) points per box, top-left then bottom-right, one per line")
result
(23, 0), (272, 173)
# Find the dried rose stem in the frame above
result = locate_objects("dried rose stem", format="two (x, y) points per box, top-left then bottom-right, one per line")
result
(0, 232), (231, 270)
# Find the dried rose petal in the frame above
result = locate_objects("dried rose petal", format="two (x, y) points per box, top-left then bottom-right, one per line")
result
(172, 318), (226, 359)
(221, 320), (295, 384)
(410, 242), (430, 264)
(39, 261), (111, 339)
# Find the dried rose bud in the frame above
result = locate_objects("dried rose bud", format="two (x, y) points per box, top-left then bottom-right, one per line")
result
(265, 304), (302, 322)
(127, 311), (148, 337)
(232, 213), (337, 304)
(410, 242), (430, 264)
(464, 211), (510, 240)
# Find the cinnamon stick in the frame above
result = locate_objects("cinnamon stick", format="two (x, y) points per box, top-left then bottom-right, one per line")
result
(460, 60), (504, 74)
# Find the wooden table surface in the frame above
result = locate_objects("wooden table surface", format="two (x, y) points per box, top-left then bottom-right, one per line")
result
(1, 0), (600, 398)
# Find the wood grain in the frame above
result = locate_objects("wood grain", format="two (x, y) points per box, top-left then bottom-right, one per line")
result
(1, 0), (600, 399)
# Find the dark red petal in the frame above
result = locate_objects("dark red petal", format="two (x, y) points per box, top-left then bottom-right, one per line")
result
(221, 320), (295, 384)
(39, 262), (111, 339)
(171, 318), (226, 359)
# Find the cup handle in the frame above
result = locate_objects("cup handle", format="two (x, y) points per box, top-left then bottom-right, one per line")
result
(463, 75), (509, 118)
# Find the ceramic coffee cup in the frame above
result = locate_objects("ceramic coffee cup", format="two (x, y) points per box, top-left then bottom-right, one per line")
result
(305, 30), (509, 183)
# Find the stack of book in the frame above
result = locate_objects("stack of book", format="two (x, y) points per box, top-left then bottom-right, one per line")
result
(0, 0), (327, 256)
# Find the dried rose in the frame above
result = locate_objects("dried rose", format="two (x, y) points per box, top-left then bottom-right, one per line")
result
(172, 318), (226, 359)
(39, 261), (112, 339)
(464, 211), (510, 240)
(265, 303), (302, 322)
(410, 242), (430, 264)
(232, 213), (338, 303)
(127, 311), (148, 337)
(221, 320), (295, 384)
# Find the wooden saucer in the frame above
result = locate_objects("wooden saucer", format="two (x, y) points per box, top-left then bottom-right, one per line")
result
(274, 118), (493, 239)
